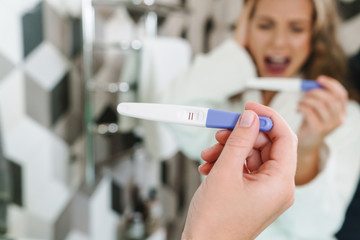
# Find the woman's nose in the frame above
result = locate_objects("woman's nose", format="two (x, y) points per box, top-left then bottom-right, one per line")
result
(272, 29), (288, 49)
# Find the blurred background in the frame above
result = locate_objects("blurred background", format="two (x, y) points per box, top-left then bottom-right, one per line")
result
(0, 0), (359, 239)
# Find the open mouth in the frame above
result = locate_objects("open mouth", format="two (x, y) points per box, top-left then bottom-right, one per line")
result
(264, 55), (290, 76)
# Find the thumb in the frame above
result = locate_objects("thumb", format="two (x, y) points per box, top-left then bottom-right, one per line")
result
(215, 110), (260, 173)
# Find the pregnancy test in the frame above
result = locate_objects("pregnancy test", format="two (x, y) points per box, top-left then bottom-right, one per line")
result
(117, 102), (273, 131)
(246, 78), (322, 91)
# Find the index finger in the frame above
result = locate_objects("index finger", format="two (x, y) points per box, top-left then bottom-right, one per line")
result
(245, 102), (298, 177)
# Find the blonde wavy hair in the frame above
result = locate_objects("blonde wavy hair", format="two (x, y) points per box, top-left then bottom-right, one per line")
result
(247, 0), (347, 83)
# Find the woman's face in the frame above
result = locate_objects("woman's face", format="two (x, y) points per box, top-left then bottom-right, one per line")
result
(247, 0), (313, 77)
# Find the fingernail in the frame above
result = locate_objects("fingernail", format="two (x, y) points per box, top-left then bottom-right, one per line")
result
(198, 163), (206, 171)
(239, 110), (255, 128)
(318, 76), (326, 82)
(202, 146), (213, 154)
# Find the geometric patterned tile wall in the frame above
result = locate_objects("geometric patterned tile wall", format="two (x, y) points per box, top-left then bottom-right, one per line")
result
(0, 0), (82, 239)
(0, 0), (358, 239)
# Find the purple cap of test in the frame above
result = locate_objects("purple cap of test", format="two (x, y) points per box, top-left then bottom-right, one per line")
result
(206, 109), (273, 131)
(301, 79), (323, 91)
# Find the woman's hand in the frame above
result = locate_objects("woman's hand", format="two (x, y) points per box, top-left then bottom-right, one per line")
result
(182, 102), (298, 240)
(296, 75), (348, 185)
(234, 0), (255, 47)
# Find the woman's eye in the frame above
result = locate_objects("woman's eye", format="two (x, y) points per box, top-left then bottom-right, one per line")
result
(258, 24), (272, 30)
(291, 26), (304, 33)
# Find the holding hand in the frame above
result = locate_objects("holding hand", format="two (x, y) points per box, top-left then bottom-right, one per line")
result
(296, 75), (348, 185)
(182, 102), (298, 240)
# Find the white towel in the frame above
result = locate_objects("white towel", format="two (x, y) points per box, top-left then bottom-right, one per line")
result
(138, 37), (192, 160)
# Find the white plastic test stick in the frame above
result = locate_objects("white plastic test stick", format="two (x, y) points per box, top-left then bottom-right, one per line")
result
(246, 78), (322, 91)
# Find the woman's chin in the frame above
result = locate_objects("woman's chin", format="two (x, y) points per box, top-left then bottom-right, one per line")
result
(261, 73), (288, 78)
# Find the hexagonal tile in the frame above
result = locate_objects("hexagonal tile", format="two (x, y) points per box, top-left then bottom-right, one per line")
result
(0, 1), (23, 65)
(0, 70), (25, 131)
(0, 53), (15, 81)
(24, 42), (70, 127)
(22, 1), (44, 58)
